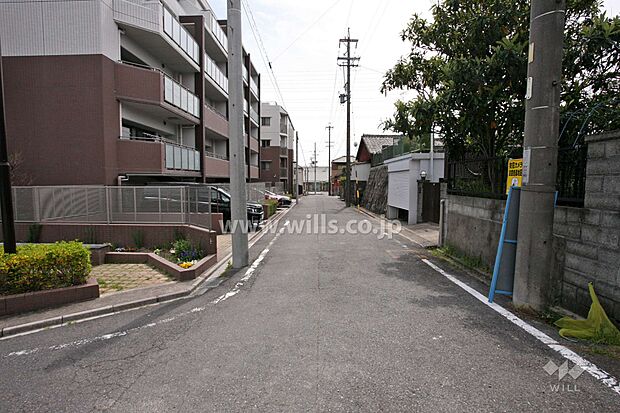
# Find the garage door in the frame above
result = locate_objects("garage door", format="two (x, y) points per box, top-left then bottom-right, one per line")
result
(388, 170), (409, 210)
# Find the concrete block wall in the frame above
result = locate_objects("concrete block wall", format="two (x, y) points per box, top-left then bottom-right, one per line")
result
(554, 131), (620, 322)
(442, 130), (620, 322)
(443, 193), (506, 271)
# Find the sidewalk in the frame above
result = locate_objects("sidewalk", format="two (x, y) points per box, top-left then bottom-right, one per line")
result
(356, 206), (440, 248)
(0, 206), (294, 337)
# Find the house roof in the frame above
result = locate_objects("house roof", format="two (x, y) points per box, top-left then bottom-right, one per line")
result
(359, 134), (403, 155)
(331, 155), (355, 164)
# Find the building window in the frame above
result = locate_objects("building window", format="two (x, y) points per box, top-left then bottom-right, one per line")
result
(261, 117), (271, 126)
(261, 161), (272, 171)
(261, 140), (270, 147)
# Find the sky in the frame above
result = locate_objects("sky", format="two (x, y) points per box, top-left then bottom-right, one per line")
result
(209, 0), (620, 167)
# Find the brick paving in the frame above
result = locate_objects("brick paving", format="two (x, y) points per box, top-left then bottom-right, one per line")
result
(90, 264), (174, 295)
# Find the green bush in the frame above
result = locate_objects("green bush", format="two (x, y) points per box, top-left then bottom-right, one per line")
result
(0, 241), (92, 295)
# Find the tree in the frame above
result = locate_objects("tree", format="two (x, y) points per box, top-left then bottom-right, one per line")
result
(382, 0), (620, 158)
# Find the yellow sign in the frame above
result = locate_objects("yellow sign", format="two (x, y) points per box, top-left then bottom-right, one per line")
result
(506, 158), (523, 194)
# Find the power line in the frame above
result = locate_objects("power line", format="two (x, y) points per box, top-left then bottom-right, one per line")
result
(272, 0), (346, 62)
(241, 0), (287, 107)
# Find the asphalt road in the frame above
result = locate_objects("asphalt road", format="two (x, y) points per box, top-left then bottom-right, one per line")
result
(0, 195), (617, 412)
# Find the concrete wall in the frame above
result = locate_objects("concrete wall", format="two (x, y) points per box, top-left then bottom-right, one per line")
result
(441, 131), (620, 322)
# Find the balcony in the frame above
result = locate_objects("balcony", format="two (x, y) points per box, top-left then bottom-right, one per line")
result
(113, 0), (199, 72)
(280, 123), (288, 135)
(250, 107), (259, 125)
(117, 137), (201, 175)
(250, 166), (259, 179)
(116, 62), (200, 123)
(205, 53), (228, 96)
(205, 10), (227, 53)
(280, 168), (288, 177)
(280, 147), (288, 157)
(204, 104), (228, 137)
(205, 153), (230, 178)
(250, 77), (259, 98)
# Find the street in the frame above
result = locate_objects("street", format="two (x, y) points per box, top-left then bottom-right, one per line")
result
(0, 195), (617, 412)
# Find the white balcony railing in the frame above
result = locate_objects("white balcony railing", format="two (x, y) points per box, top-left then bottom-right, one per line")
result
(250, 107), (259, 124)
(205, 53), (228, 93)
(250, 77), (259, 96)
(163, 7), (200, 65)
(165, 142), (201, 171)
(206, 10), (228, 51)
(163, 75), (200, 118)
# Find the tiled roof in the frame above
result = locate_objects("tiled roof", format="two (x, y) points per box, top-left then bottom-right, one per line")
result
(360, 134), (403, 154)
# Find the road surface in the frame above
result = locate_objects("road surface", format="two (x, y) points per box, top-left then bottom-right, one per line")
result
(0, 195), (617, 411)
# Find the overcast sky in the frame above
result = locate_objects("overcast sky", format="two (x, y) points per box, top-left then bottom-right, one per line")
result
(210, 0), (619, 167)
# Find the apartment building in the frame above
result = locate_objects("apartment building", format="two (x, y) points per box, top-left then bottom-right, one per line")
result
(259, 102), (295, 193)
(0, 0), (260, 186)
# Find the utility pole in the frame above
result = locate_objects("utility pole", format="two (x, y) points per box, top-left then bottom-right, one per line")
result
(295, 131), (299, 201)
(338, 28), (359, 207)
(227, 0), (248, 268)
(313, 142), (317, 194)
(326, 124), (334, 196)
(513, 0), (566, 310)
(0, 40), (17, 253)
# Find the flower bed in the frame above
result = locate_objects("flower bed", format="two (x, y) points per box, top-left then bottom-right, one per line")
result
(0, 241), (92, 295)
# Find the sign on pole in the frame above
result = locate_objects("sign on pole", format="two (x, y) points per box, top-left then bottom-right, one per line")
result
(505, 158), (523, 195)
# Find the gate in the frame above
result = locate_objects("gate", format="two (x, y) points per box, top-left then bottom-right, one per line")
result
(422, 181), (440, 223)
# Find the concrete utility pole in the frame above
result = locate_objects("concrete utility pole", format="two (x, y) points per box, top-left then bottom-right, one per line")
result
(313, 142), (317, 194)
(326, 124), (334, 196)
(513, 0), (566, 310)
(227, 0), (248, 268)
(295, 131), (299, 201)
(0, 41), (17, 253)
(338, 28), (359, 207)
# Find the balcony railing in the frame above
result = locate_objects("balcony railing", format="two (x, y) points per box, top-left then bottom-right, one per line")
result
(280, 168), (288, 177)
(163, 74), (200, 118)
(280, 147), (288, 156)
(250, 77), (259, 96)
(163, 7), (200, 64)
(120, 136), (200, 172)
(250, 107), (259, 124)
(206, 10), (227, 51)
(280, 123), (287, 134)
(205, 53), (228, 93)
(205, 151), (229, 160)
(165, 141), (201, 171)
(243, 66), (248, 83)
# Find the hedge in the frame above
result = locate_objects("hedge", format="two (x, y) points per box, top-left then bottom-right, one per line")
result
(0, 241), (92, 295)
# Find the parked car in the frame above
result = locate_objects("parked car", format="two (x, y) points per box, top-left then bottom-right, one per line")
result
(143, 183), (263, 229)
(262, 190), (292, 207)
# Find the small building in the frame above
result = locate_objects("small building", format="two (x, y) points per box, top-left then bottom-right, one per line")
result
(385, 152), (445, 224)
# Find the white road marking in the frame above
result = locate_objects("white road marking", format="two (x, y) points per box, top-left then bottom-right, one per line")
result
(211, 220), (288, 304)
(421, 258), (620, 397)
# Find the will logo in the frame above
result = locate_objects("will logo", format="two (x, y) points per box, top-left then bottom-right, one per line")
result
(543, 360), (585, 380)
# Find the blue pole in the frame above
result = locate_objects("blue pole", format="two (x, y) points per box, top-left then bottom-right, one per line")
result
(489, 186), (514, 303)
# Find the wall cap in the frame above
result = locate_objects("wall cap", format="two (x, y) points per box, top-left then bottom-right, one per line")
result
(585, 130), (620, 144)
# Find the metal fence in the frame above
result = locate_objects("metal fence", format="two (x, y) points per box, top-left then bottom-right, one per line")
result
(446, 146), (587, 206)
(6, 186), (212, 228)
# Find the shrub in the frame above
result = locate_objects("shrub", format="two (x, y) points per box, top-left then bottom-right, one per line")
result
(172, 238), (202, 263)
(0, 241), (92, 295)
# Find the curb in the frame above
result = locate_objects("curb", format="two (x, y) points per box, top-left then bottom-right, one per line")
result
(0, 202), (298, 339)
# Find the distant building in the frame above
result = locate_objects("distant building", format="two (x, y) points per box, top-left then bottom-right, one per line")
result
(304, 166), (330, 193)
(330, 155), (356, 198)
(259, 102), (295, 193)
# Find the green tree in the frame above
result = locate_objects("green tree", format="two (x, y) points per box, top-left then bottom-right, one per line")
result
(382, 0), (620, 158)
